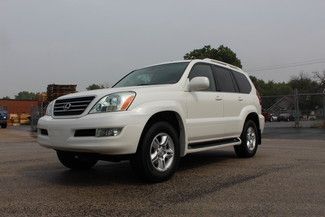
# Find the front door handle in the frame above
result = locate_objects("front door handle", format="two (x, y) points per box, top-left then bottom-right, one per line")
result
(238, 97), (243, 101)
(215, 96), (223, 101)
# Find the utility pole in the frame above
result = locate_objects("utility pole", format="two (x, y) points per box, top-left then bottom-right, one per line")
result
(294, 88), (300, 128)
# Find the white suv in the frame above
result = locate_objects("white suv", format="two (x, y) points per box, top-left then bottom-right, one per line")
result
(38, 58), (264, 182)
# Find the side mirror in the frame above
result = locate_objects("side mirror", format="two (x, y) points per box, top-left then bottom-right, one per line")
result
(189, 76), (210, 91)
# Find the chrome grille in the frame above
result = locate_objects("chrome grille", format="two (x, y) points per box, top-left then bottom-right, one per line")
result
(54, 96), (95, 116)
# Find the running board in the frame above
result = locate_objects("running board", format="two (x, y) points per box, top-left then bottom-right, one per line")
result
(188, 137), (241, 150)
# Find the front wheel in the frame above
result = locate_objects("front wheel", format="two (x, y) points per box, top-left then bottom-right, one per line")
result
(234, 120), (258, 158)
(57, 151), (98, 170)
(1, 123), (7, 128)
(130, 122), (180, 182)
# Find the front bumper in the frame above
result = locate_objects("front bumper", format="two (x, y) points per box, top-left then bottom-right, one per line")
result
(37, 112), (147, 155)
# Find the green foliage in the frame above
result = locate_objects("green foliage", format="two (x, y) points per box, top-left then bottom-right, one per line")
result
(289, 73), (323, 112)
(289, 73), (320, 93)
(250, 76), (292, 96)
(313, 71), (325, 89)
(251, 73), (324, 112)
(250, 73), (323, 96)
(184, 45), (242, 68)
(15, 91), (37, 100)
(86, 84), (105, 91)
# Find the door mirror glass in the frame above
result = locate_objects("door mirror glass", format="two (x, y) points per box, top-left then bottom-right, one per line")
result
(189, 76), (210, 91)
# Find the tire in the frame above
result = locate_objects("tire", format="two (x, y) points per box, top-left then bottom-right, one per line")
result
(234, 120), (258, 158)
(130, 121), (180, 182)
(56, 151), (98, 170)
(1, 123), (7, 128)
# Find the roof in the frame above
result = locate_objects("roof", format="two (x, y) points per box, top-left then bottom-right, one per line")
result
(131, 59), (246, 75)
(202, 58), (243, 72)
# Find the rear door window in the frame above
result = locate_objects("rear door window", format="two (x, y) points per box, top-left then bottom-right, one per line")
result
(232, 70), (252, 94)
(212, 66), (236, 92)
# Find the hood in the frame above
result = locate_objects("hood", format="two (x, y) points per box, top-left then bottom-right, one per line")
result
(56, 84), (181, 101)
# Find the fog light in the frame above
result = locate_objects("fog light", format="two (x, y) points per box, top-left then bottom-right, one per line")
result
(95, 128), (122, 137)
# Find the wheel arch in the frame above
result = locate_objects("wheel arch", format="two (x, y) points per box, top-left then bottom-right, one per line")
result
(244, 112), (261, 145)
(138, 110), (187, 156)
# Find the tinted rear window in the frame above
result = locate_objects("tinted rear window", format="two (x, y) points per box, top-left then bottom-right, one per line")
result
(232, 71), (251, 94)
(212, 66), (236, 92)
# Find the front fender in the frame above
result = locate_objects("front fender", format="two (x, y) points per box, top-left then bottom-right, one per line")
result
(132, 100), (188, 156)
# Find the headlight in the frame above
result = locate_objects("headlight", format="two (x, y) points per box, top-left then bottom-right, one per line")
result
(45, 101), (54, 116)
(89, 92), (136, 113)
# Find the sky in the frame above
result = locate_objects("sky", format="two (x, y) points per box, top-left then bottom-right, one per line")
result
(1, 0), (325, 98)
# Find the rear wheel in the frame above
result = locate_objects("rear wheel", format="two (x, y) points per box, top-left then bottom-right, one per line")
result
(1, 123), (7, 128)
(57, 151), (98, 170)
(234, 120), (258, 158)
(130, 122), (180, 182)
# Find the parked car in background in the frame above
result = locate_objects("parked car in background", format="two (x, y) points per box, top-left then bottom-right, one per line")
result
(38, 58), (265, 182)
(277, 113), (294, 122)
(263, 112), (278, 122)
(0, 109), (8, 128)
(308, 115), (316, 121)
(270, 114), (278, 122)
(308, 111), (316, 121)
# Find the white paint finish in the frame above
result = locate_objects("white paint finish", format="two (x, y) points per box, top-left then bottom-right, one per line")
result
(188, 76), (210, 92)
(187, 140), (242, 154)
(186, 91), (224, 142)
(222, 92), (254, 137)
(37, 59), (264, 156)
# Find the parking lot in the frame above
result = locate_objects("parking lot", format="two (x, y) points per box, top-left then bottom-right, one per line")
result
(0, 125), (324, 217)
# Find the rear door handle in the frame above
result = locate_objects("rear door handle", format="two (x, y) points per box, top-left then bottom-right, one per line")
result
(215, 96), (223, 101)
(238, 97), (243, 101)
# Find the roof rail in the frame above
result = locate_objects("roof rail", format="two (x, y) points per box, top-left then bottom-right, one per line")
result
(203, 58), (242, 71)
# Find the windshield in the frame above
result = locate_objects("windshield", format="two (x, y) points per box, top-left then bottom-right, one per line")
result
(113, 62), (189, 88)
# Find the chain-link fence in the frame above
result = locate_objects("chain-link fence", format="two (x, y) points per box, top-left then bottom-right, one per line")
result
(261, 90), (325, 127)
(30, 103), (48, 132)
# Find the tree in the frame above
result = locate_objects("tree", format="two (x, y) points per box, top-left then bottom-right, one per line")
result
(86, 84), (105, 91)
(250, 75), (293, 109)
(289, 73), (320, 93)
(15, 91), (38, 100)
(288, 73), (322, 113)
(249, 76), (292, 96)
(184, 45), (242, 68)
(2, 96), (10, 99)
(313, 71), (325, 90)
(313, 71), (325, 127)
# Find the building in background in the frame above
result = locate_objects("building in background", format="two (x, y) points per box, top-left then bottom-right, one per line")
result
(0, 84), (77, 128)
(30, 84), (77, 131)
(47, 84), (77, 102)
(0, 99), (39, 125)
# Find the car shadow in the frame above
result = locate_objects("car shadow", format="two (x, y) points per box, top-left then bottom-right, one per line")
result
(178, 150), (236, 171)
(28, 150), (236, 186)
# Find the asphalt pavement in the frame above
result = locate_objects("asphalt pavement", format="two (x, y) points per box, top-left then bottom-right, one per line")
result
(0, 126), (324, 216)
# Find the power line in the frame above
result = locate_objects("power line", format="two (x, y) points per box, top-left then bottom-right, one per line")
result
(248, 58), (325, 72)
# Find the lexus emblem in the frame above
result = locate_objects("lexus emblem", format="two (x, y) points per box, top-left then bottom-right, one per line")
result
(63, 103), (72, 111)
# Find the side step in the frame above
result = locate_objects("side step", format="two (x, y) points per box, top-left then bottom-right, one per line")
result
(188, 137), (241, 150)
